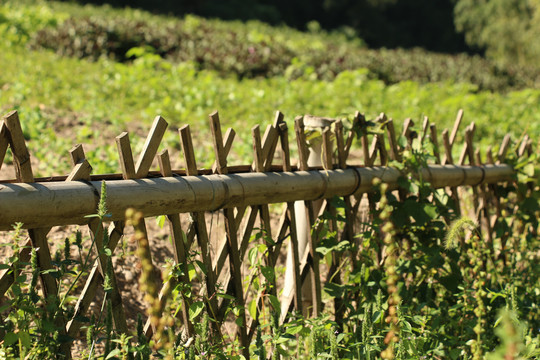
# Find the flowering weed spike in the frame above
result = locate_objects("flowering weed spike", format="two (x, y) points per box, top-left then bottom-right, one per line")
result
(445, 216), (478, 250)
(98, 181), (108, 218)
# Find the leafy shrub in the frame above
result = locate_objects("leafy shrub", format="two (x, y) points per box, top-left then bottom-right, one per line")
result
(27, 11), (540, 92)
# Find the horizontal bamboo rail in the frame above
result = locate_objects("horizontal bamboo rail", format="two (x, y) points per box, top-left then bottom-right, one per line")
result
(0, 164), (512, 230)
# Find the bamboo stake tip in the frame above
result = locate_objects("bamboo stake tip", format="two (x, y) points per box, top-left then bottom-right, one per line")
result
(116, 131), (129, 140)
(154, 115), (168, 125)
(2, 110), (18, 120)
(209, 110), (220, 119)
(274, 110), (284, 123)
(69, 144), (83, 153)
(251, 124), (260, 131)
(179, 124), (190, 132)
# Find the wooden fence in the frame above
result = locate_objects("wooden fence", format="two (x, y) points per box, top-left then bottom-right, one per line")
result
(0, 109), (534, 358)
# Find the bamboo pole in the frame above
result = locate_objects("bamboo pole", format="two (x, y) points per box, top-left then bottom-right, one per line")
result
(0, 164), (514, 230)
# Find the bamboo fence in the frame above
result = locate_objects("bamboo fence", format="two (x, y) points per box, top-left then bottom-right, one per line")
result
(0, 109), (534, 358)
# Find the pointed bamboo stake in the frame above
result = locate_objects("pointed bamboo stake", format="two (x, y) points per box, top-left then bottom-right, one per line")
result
(441, 128), (461, 215)
(294, 116), (322, 317)
(343, 112), (362, 159)
(322, 127), (333, 170)
(449, 109), (464, 146)
(295, 116), (309, 171)
(334, 119), (355, 247)
(378, 133), (389, 166)
(66, 144), (92, 181)
(179, 124), (221, 337)
(369, 136), (378, 164)
(278, 122), (303, 316)
(360, 114), (373, 166)
(150, 149), (194, 337)
(334, 120), (347, 169)
(262, 111), (283, 171)
(4, 111), (33, 182)
(497, 134), (511, 164)
(247, 114), (288, 339)
(116, 132), (136, 180)
(518, 135), (530, 157)
(252, 125), (264, 172)
(321, 126), (344, 327)
(212, 128), (235, 173)
(68, 145), (128, 335)
(114, 119), (168, 337)
(0, 121), (9, 172)
(442, 130), (453, 165)
(429, 124), (441, 164)
(0, 118), (30, 300)
(401, 118), (414, 147)
(486, 146), (494, 165)
(421, 116), (430, 144)
(209, 111), (248, 356)
(135, 116), (168, 178)
(3, 111), (72, 357)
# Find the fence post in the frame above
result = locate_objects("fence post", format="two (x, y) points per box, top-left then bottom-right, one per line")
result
(282, 115), (334, 317)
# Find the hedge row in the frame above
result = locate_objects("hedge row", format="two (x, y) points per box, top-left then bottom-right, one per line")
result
(30, 15), (540, 91)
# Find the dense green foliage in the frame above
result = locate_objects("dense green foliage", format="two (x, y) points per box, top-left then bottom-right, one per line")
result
(455, 0), (540, 67)
(57, 0), (467, 53)
(61, 0), (540, 75)
(17, 2), (540, 92)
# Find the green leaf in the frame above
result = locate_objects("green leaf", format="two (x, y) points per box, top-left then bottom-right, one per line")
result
(248, 299), (258, 320)
(3, 332), (18, 346)
(260, 266), (275, 282)
(106, 349), (122, 359)
(285, 324), (303, 335)
(156, 215), (166, 228)
(19, 331), (31, 349)
(217, 293), (235, 300)
(189, 301), (204, 321)
(268, 294), (280, 312)
(423, 204), (438, 219)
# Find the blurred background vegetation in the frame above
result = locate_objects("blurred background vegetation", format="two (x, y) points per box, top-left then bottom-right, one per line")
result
(58, 0), (540, 67)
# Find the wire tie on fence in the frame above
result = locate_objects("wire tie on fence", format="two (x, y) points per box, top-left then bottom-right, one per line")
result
(350, 166), (363, 196)
(313, 169), (330, 200)
(213, 174), (230, 210)
(180, 175), (198, 210)
(88, 180), (102, 209)
(460, 166), (467, 187)
(475, 166), (486, 186)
